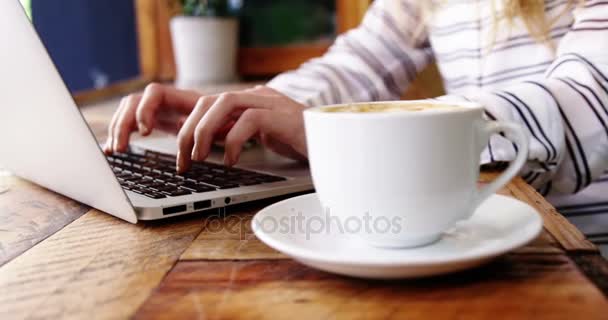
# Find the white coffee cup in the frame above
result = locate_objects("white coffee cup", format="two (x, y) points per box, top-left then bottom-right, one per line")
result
(303, 100), (529, 248)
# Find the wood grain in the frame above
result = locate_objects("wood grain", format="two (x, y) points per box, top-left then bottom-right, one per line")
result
(0, 174), (88, 267)
(72, 77), (148, 106)
(507, 178), (597, 252)
(135, 0), (160, 81)
(155, 0), (181, 80)
(178, 177), (562, 261)
(134, 0), (180, 81)
(0, 210), (205, 319)
(180, 212), (287, 260)
(135, 256), (607, 320)
(479, 173), (596, 253)
(514, 231), (564, 254)
(3, 96), (605, 320)
(570, 253), (608, 296)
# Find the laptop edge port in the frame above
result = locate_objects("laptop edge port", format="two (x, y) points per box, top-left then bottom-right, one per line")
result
(162, 205), (187, 215)
(194, 200), (212, 210)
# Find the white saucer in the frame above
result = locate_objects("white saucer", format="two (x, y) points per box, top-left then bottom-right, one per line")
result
(252, 193), (542, 279)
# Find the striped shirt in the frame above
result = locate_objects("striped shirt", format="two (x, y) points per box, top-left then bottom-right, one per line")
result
(267, 0), (608, 254)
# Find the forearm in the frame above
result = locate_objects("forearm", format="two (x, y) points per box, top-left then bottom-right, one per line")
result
(267, 0), (432, 107)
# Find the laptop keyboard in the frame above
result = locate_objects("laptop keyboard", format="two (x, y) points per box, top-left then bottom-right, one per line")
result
(107, 151), (287, 199)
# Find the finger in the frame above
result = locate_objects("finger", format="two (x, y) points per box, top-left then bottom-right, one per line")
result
(261, 133), (308, 162)
(215, 119), (237, 140)
(135, 83), (201, 135)
(114, 94), (142, 153)
(191, 92), (281, 161)
(105, 97), (129, 154)
(223, 109), (270, 166)
(102, 139), (113, 155)
(248, 85), (279, 95)
(155, 115), (188, 135)
(176, 95), (218, 172)
(176, 115), (188, 132)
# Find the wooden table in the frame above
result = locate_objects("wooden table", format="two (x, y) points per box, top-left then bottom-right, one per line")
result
(1, 93), (607, 319)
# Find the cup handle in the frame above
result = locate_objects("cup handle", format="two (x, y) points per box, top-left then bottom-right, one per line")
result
(471, 121), (529, 212)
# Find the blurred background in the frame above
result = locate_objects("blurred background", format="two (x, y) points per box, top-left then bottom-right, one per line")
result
(24, 0), (140, 93)
(20, 0), (446, 107)
(20, 0), (389, 104)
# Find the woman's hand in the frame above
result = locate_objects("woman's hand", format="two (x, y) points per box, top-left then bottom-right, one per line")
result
(105, 84), (308, 173)
(175, 85), (308, 173)
(104, 83), (201, 154)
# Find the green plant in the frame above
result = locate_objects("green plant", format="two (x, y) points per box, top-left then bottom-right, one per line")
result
(19, 0), (32, 19)
(181, 0), (236, 17)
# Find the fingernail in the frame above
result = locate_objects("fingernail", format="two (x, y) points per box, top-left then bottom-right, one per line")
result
(138, 122), (149, 135)
(113, 139), (119, 152)
(225, 152), (235, 167)
(176, 151), (182, 172)
(191, 144), (200, 161)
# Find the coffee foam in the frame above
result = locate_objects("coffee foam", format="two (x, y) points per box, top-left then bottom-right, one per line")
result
(322, 103), (459, 113)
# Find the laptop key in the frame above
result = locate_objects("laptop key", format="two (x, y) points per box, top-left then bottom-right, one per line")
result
(109, 151), (288, 194)
(164, 178), (182, 185)
(178, 185), (198, 193)
(239, 179), (264, 186)
(160, 189), (191, 197)
(130, 187), (145, 194)
(144, 192), (166, 199)
(258, 176), (287, 183)
(218, 184), (239, 189)
(146, 182), (166, 190)
(179, 182), (215, 193)
(211, 168), (227, 174)
(149, 186), (166, 193)
(145, 175), (163, 182)
(140, 175), (154, 181)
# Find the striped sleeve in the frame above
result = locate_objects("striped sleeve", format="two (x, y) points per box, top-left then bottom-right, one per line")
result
(266, 0), (432, 107)
(466, 0), (608, 195)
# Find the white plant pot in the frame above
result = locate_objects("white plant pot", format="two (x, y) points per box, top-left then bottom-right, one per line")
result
(170, 16), (238, 88)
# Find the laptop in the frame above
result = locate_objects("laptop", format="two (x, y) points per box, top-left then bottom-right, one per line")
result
(0, 1), (313, 223)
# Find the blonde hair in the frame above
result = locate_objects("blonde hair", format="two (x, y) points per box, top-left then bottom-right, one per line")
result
(420, 0), (581, 47)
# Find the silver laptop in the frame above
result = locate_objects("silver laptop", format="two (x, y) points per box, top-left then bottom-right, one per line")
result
(0, 1), (313, 223)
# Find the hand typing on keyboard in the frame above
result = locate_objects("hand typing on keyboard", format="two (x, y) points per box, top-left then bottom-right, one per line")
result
(107, 151), (286, 199)
(104, 84), (308, 173)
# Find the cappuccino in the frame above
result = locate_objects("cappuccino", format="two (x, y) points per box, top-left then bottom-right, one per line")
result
(305, 99), (529, 248)
(322, 103), (457, 113)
